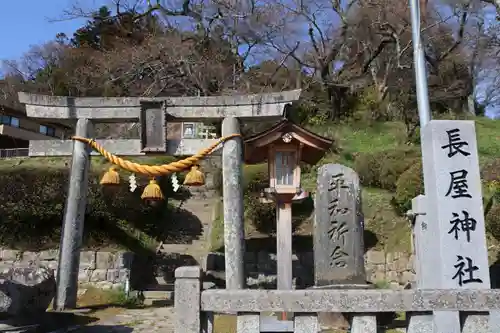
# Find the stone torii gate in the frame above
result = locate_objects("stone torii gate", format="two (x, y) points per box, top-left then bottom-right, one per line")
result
(18, 90), (301, 310)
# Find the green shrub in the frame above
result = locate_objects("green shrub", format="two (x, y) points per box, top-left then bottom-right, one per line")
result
(351, 87), (386, 123)
(244, 194), (314, 235)
(392, 161), (424, 214)
(243, 164), (268, 193)
(0, 167), (174, 251)
(481, 158), (500, 183)
(214, 163), (269, 194)
(245, 195), (276, 234)
(484, 179), (500, 220)
(480, 159), (500, 219)
(353, 153), (380, 187)
(486, 204), (500, 240)
(213, 164), (269, 195)
(354, 147), (420, 190)
(241, 163), (314, 235)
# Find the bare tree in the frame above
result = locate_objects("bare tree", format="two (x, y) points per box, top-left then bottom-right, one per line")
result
(75, 33), (239, 96)
(257, 0), (361, 120)
(470, 16), (500, 116)
(5, 0), (497, 120)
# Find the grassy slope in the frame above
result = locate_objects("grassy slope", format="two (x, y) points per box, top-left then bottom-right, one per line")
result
(304, 118), (500, 251)
(210, 117), (500, 253)
(302, 117), (500, 188)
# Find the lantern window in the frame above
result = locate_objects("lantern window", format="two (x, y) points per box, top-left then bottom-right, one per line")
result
(275, 151), (295, 186)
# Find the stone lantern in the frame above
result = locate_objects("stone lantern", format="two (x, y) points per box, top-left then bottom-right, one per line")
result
(245, 120), (332, 202)
(244, 119), (332, 319)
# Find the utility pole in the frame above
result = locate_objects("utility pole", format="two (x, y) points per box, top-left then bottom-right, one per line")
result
(409, 0), (432, 129)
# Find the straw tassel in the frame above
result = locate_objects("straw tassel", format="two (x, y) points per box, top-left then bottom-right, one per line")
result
(183, 165), (205, 186)
(141, 179), (164, 201)
(100, 167), (120, 185)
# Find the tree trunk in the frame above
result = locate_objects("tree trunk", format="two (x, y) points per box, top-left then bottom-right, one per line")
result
(327, 85), (342, 121)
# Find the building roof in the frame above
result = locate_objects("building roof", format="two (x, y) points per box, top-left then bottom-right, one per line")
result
(0, 104), (73, 131)
(244, 119), (333, 165)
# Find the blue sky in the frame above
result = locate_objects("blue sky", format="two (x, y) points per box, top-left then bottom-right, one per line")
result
(0, 0), (85, 62)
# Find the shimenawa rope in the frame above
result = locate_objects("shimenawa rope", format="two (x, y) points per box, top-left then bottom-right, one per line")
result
(71, 134), (241, 177)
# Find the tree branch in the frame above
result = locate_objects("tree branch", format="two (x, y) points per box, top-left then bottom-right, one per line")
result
(436, 4), (469, 62)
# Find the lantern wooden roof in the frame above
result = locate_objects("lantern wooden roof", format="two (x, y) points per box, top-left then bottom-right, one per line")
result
(244, 119), (333, 165)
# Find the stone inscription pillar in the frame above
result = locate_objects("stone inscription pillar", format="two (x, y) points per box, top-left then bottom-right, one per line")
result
(313, 163), (367, 330)
(314, 164), (366, 285)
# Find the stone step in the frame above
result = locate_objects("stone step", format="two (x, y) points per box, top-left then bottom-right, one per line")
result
(153, 276), (176, 286)
(148, 197), (217, 292)
(157, 241), (207, 255)
(143, 290), (175, 299)
(143, 299), (173, 307)
(142, 281), (215, 306)
(178, 199), (219, 222)
(157, 244), (192, 253)
(158, 234), (206, 246)
(142, 290), (174, 307)
(181, 198), (218, 208)
(179, 207), (214, 216)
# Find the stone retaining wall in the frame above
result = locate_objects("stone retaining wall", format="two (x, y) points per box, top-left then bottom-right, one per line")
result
(0, 248), (415, 290)
(206, 249), (415, 289)
(0, 249), (133, 290)
(365, 250), (415, 289)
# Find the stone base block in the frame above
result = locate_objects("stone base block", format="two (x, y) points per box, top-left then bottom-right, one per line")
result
(312, 283), (372, 330)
